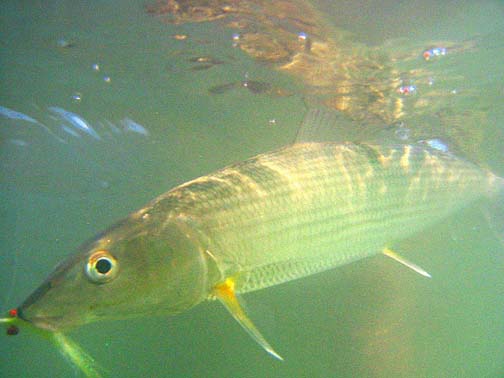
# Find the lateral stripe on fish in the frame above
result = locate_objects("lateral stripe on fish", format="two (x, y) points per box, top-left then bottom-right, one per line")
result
(14, 140), (502, 366)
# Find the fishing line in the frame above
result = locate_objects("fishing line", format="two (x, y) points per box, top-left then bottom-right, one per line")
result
(1, 250), (19, 314)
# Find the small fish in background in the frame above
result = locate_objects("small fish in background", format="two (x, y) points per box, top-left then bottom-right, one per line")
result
(241, 80), (272, 94)
(0, 105), (67, 144)
(208, 82), (239, 94)
(209, 80), (271, 95)
(61, 125), (82, 138)
(120, 118), (149, 136)
(208, 80), (291, 97)
(48, 107), (101, 140)
(1, 105), (156, 205)
(0, 105), (40, 124)
(188, 56), (225, 71)
(3, 109), (503, 376)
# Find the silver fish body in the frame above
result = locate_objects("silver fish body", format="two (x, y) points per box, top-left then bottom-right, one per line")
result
(156, 142), (499, 293)
(18, 142), (501, 333)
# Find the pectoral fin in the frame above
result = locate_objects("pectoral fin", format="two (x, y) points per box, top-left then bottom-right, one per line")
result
(382, 248), (432, 278)
(213, 278), (283, 361)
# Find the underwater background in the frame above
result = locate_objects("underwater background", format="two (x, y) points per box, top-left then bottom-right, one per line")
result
(1, 0), (503, 377)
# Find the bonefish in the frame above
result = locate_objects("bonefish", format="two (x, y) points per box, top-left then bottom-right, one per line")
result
(3, 112), (502, 376)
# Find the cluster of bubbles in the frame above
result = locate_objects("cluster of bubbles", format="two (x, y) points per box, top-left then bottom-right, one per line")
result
(71, 62), (111, 103)
(56, 37), (113, 103)
(396, 46), (450, 98)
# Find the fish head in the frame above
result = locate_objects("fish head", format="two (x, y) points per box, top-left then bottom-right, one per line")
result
(17, 214), (211, 331)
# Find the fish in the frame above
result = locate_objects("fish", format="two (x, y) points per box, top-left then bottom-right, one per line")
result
(120, 118), (150, 136)
(48, 107), (101, 140)
(208, 82), (238, 94)
(0, 105), (68, 144)
(6, 111), (504, 374)
(61, 125), (82, 138)
(188, 56), (225, 71)
(241, 80), (272, 94)
(208, 80), (275, 95)
(0, 105), (40, 124)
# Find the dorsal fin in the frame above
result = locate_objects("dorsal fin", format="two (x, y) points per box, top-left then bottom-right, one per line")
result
(295, 108), (354, 143)
(295, 107), (393, 145)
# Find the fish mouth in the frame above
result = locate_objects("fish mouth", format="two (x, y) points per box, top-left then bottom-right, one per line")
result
(15, 255), (81, 332)
(16, 307), (64, 331)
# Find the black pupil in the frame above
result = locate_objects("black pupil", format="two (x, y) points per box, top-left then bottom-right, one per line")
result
(95, 258), (112, 274)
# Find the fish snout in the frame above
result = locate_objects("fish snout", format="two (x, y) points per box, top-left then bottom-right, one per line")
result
(16, 275), (71, 331)
(16, 306), (63, 331)
(17, 283), (63, 331)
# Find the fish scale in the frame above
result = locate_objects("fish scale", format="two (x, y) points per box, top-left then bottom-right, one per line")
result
(160, 142), (496, 293)
(13, 140), (503, 369)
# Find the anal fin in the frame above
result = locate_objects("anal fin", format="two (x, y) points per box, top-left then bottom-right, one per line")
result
(213, 277), (283, 361)
(382, 248), (432, 278)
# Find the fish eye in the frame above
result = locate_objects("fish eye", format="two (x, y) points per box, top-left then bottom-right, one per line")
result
(85, 250), (119, 284)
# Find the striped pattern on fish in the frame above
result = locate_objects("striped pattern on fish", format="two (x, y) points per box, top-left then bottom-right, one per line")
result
(15, 140), (504, 367)
(147, 142), (498, 293)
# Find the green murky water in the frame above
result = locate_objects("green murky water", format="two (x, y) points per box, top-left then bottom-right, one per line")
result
(1, 1), (503, 377)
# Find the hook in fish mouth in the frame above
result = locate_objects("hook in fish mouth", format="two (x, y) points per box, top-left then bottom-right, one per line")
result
(3, 309), (106, 377)
(16, 307), (63, 331)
